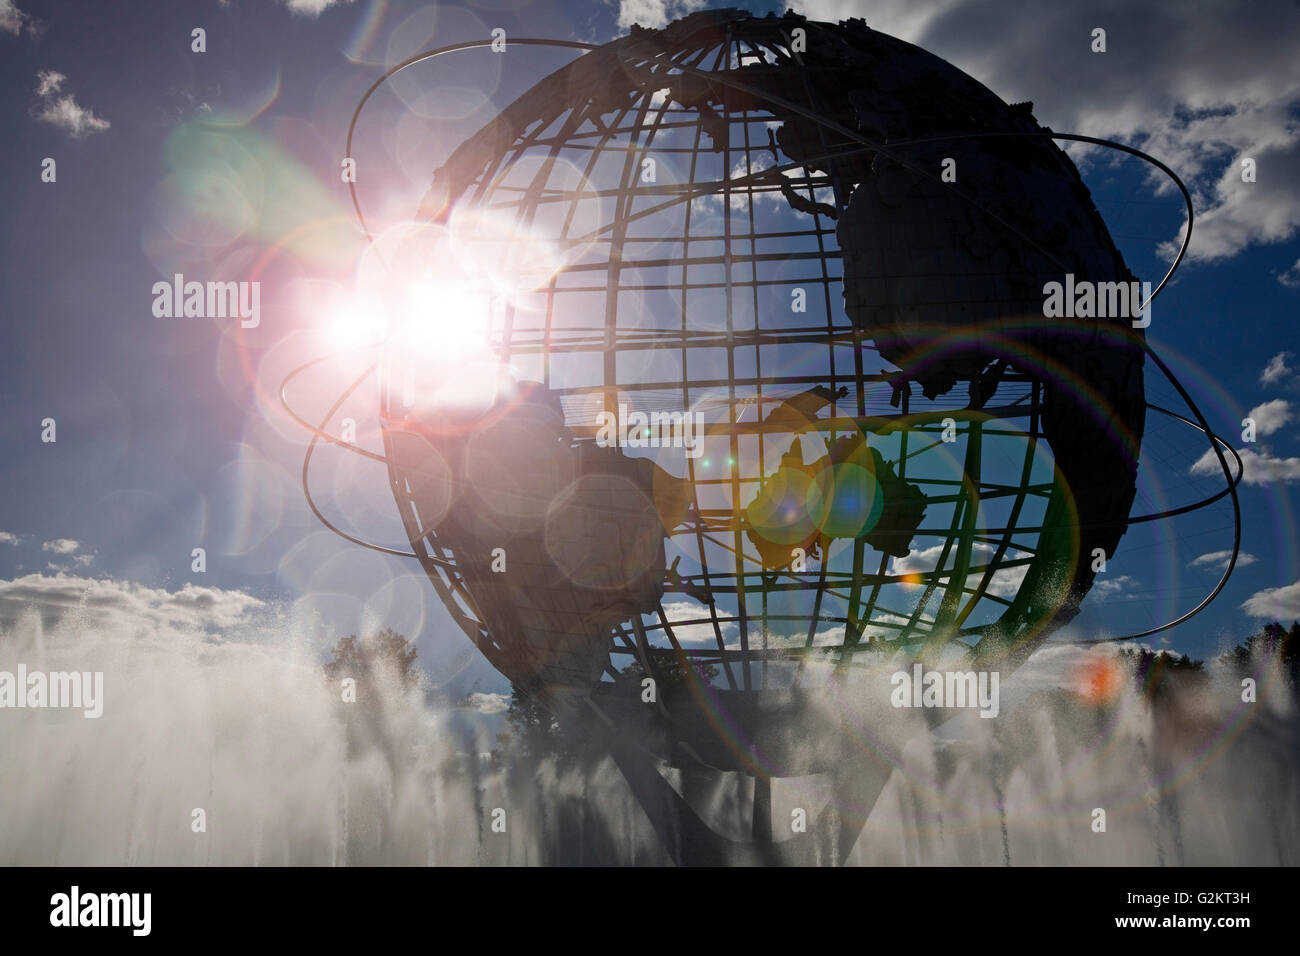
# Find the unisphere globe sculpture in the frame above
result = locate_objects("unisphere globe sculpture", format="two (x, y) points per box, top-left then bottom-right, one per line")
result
(286, 7), (1237, 863)
(383, 12), (1142, 699)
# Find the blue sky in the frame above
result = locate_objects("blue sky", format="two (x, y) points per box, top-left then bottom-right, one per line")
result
(1, 0), (1298, 703)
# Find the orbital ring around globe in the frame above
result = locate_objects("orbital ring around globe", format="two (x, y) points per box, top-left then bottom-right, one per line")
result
(280, 350), (1242, 645)
(282, 30), (1243, 674)
(270, 14), (1261, 863)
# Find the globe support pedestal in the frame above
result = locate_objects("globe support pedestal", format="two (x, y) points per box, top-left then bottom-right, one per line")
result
(596, 713), (894, 866)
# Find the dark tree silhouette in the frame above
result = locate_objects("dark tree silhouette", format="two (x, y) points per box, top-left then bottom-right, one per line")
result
(324, 627), (420, 689)
(1116, 645), (1205, 700)
(1220, 621), (1300, 686)
(323, 628), (421, 773)
(504, 683), (563, 756)
(617, 647), (718, 697)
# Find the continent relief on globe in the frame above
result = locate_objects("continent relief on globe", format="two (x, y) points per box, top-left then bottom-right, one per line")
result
(743, 387), (927, 569)
(386, 382), (694, 704)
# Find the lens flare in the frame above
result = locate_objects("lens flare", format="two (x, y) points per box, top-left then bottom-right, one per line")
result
(1070, 650), (1127, 704)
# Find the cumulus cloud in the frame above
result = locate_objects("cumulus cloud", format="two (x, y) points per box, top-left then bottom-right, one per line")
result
(703, 150), (831, 213)
(1245, 399), (1294, 436)
(891, 542), (1030, 598)
(796, 0), (1300, 265)
(1241, 580), (1300, 620)
(38, 539), (95, 569)
(278, 0), (357, 15)
(1005, 640), (1105, 692)
(715, 622), (853, 653)
(40, 538), (81, 555)
(660, 599), (739, 646)
(617, 0), (707, 31)
(0, 573), (267, 634)
(460, 692), (510, 714)
(1190, 550), (1257, 570)
(1013, 637), (1159, 686)
(1192, 446), (1300, 486)
(1093, 574), (1136, 597)
(31, 70), (110, 138)
(0, 0), (30, 35)
(42, 551), (94, 572)
(1280, 260), (1300, 289)
(0, 532), (18, 546)
(1261, 351), (1294, 385)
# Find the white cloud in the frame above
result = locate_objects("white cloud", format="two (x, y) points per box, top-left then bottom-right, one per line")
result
(1192, 446), (1300, 486)
(1245, 399), (1294, 436)
(0, 0), (29, 35)
(0, 532), (18, 546)
(642, 85), (671, 127)
(1190, 550), (1257, 570)
(279, 0), (356, 15)
(41, 538), (81, 555)
(1280, 260), (1300, 289)
(40, 538), (93, 571)
(31, 70), (110, 138)
(460, 692), (510, 714)
(706, 154), (829, 212)
(1007, 640), (1106, 692)
(34, 70), (61, 97)
(1241, 580), (1300, 620)
(660, 599), (738, 646)
(891, 542), (1030, 598)
(0, 573), (267, 634)
(1009, 637), (1222, 703)
(1261, 351), (1294, 385)
(1013, 638), (1161, 686)
(39, 539), (94, 568)
(717, 622), (851, 653)
(617, 0), (707, 31)
(795, 0), (1300, 265)
(1093, 574), (1136, 597)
